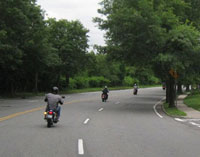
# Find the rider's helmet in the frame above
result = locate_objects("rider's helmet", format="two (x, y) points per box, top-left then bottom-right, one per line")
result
(52, 86), (59, 94)
(105, 86), (107, 88)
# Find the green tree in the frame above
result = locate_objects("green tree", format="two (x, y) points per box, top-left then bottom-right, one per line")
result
(47, 19), (89, 88)
(0, 0), (48, 94)
(95, 0), (200, 107)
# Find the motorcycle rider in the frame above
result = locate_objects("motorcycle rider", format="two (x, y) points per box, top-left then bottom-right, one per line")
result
(102, 86), (109, 100)
(133, 83), (138, 95)
(44, 87), (64, 121)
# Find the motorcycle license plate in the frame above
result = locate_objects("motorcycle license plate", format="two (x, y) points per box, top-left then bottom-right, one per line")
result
(47, 115), (53, 118)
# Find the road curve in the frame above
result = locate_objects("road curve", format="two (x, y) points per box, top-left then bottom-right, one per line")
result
(0, 87), (200, 157)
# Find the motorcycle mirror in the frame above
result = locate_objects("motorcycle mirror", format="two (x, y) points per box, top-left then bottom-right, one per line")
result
(62, 96), (65, 99)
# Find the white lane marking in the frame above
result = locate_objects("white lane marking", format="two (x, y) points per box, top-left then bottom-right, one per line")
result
(189, 122), (200, 126)
(115, 102), (120, 104)
(185, 119), (200, 121)
(78, 139), (84, 155)
(175, 118), (185, 122)
(153, 97), (165, 118)
(98, 108), (104, 112)
(84, 118), (90, 124)
(175, 118), (200, 122)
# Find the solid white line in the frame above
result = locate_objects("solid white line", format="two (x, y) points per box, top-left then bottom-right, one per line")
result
(84, 118), (90, 124)
(175, 118), (200, 122)
(153, 98), (165, 118)
(78, 139), (84, 155)
(98, 108), (104, 112)
(115, 102), (120, 104)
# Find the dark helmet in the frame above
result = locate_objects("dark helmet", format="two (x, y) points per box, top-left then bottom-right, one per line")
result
(52, 86), (59, 94)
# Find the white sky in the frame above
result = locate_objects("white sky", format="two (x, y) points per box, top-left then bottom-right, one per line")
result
(36, 0), (105, 51)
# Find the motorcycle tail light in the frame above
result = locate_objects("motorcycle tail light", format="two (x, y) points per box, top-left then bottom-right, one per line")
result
(49, 111), (53, 115)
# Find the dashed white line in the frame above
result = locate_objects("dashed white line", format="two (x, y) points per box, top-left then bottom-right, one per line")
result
(174, 118), (185, 122)
(98, 108), (104, 112)
(78, 139), (84, 155)
(189, 122), (200, 126)
(84, 118), (90, 124)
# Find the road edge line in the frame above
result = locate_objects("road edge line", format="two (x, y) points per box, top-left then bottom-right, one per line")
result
(153, 97), (165, 118)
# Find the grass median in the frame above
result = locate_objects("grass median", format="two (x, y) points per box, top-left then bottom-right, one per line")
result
(184, 93), (200, 111)
(163, 103), (186, 117)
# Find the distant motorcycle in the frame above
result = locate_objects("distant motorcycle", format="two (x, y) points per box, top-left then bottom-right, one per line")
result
(162, 85), (166, 90)
(44, 110), (58, 128)
(133, 88), (138, 95)
(101, 93), (108, 102)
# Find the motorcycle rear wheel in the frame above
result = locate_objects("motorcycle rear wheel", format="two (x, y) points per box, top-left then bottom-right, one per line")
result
(47, 119), (52, 128)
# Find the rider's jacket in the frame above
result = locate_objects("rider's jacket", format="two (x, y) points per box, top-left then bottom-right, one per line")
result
(45, 93), (63, 110)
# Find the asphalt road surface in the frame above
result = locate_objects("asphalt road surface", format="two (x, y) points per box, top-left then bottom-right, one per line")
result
(1, 87), (200, 157)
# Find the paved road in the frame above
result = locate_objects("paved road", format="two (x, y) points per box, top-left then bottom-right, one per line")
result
(1, 87), (200, 157)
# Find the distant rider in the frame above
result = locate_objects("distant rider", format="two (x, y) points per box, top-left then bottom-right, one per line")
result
(133, 83), (138, 95)
(44, 87), (64, 120)
(102, 86), (109, 100)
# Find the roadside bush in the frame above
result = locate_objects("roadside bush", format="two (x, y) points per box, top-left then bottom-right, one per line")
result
(123, 76), (139, 86)
(147, 76), (160, 85)
(88, 76), (110, 87)
(74, 77), (89, 89)
(69, 78), (77, 89)
(190, 89), (200, 95)
(109, 75), (121, 86)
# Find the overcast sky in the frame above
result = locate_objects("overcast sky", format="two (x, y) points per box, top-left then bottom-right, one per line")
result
(36, 0), (105, 50)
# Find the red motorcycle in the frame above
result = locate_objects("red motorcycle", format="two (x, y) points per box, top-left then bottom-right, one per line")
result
(101, 93), (108, 102)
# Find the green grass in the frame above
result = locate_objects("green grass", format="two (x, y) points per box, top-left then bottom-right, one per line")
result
(163, 103), (187, 116)
(184, 94), (200, 111)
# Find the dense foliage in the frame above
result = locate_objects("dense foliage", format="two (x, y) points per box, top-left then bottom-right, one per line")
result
(94, 0), (200, 107)
(0, 0), (160, 95)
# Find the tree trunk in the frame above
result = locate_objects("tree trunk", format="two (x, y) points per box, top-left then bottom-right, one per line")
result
(34, 72), (38, 93)
(186, 84), (190, 92)
(11, 81), (15, 96)
(166, 79), (170, 103)
(177, 82), (182, 94)
(66, 74), (70, 88)
(169, 75), (176, 108)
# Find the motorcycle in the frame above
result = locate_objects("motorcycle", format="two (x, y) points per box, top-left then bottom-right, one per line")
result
(133, 88), (138, 95)
(44, 110), (58, 128)
(44, 96), (65, 128)
(162, 85), (166, 90)
(101, 93), (108, 102)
